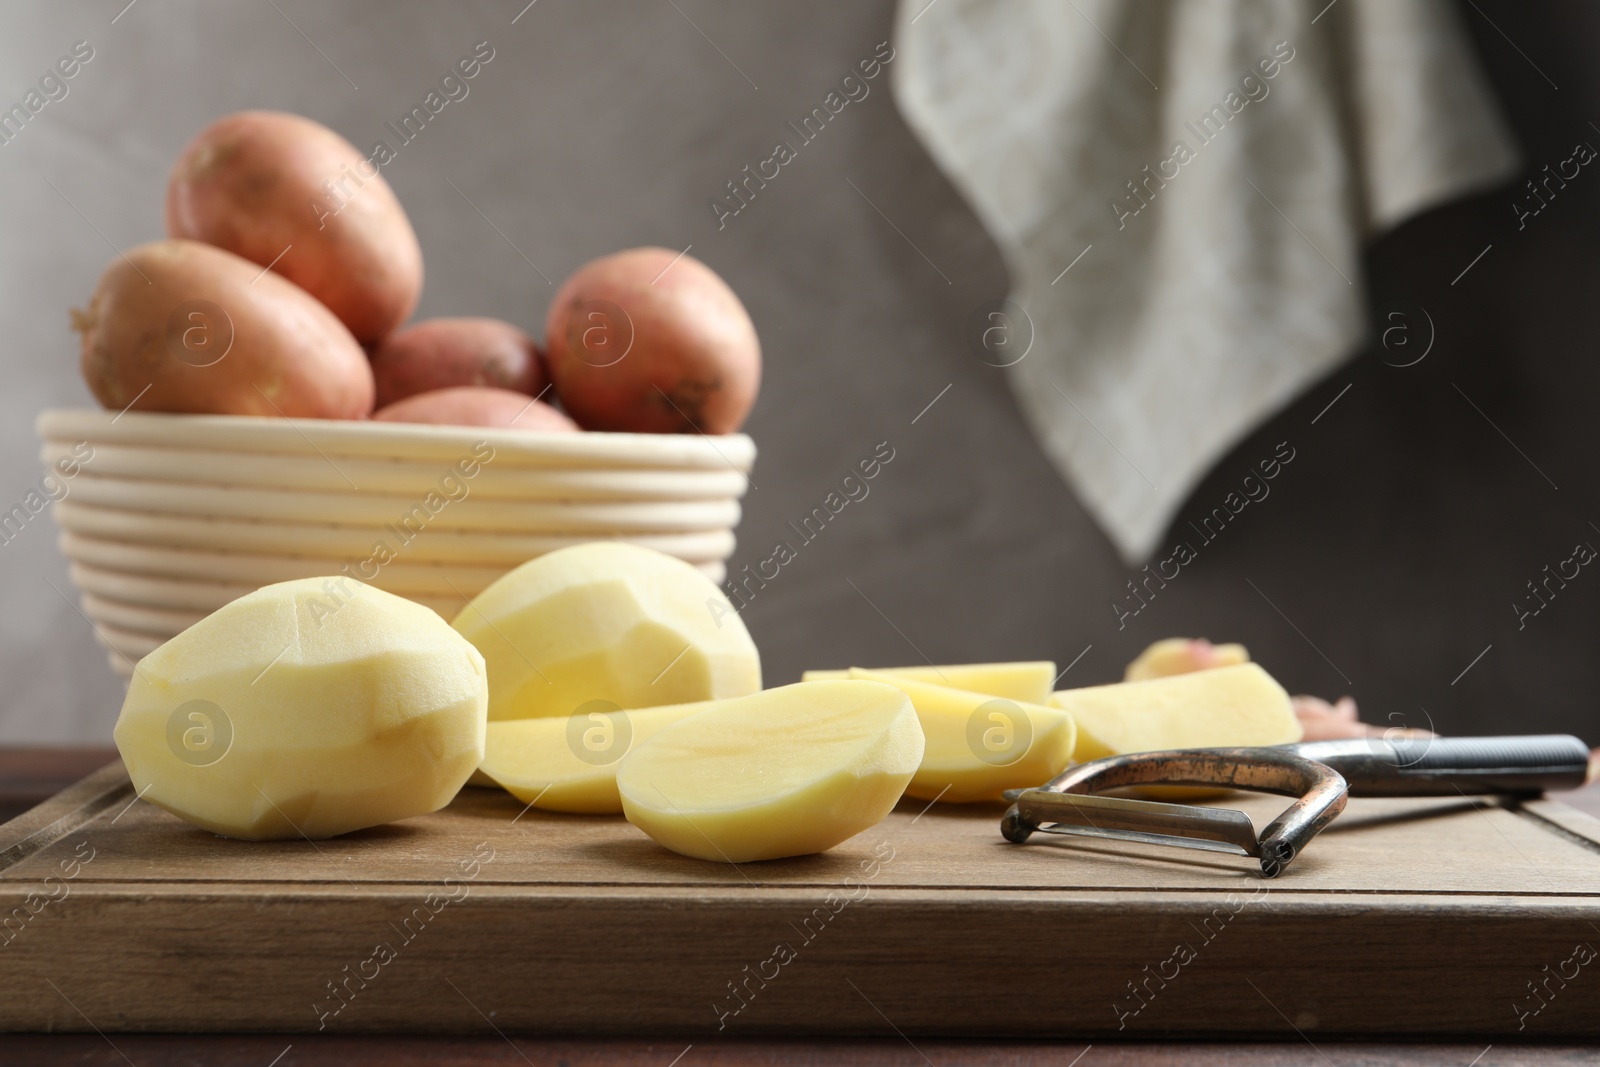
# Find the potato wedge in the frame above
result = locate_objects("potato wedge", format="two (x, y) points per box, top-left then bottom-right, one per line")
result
(1124, 638), (1249, 682)
(1052, 662), (1299, 761)
(480, 699), (716, 813)
(849, 669), (1075, 803)
(804, 661), (1056, 705)
(617, 680), (921, 862)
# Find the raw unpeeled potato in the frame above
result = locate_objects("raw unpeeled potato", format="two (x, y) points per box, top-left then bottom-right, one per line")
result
(545, 247), (760, 434)
(480, 699), (713, 813)
(74, 239), (374, 418)
(370, 317), (547, 408)
(1053, 662), (1299, 761)
(452, 542), (761, 721)
(617, 681), (922, 862)
(373, 386), (577, 431)
(166, 110), (423, 343)
(849, 670), (1076, 803)
(1124, 638), (1249, 681)
(803, 661), (1056, 705)
(113, 577), (487, 840)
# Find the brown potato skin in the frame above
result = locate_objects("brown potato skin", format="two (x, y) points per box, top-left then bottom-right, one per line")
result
(544, 247), (760, 434)
(372, 387), (578, 431)
(74, 240), (374, 419)
(166, 110), (423, 344)
(370, 318), (548, 409)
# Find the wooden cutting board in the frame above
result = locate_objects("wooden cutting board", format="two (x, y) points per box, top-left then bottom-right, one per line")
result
(3, 762), (1598, 1038)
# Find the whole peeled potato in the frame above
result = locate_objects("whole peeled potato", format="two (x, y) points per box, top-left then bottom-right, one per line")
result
(74, 239), (374, 418)
(373, 386), (578, 431)
(166, 110), (423, 344)
(545, 247), (760, 434)
(370, 318), (548, 409)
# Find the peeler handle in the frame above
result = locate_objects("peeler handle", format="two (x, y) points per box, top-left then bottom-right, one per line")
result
(1289, 734), (1591, 797)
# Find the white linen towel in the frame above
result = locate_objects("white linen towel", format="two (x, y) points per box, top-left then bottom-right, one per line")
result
(893, 0), (1519, 561)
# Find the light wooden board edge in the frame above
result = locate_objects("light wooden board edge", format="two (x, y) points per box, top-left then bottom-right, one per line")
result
(1516, 796), (1600, 852)
(3, 765), (1599, 1037)
(0, 761), (128, 871)
(3, 882), (1597, 1037)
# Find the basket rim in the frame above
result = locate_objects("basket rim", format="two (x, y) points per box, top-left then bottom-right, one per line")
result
(37, 408), (756, 472)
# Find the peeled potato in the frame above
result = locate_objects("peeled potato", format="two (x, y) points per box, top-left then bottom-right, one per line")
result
(452, 542), (760, 721)
(480, 699), (715, 813)
(113, 577), (487, 840)
(617, 680), (922, 862)
(803, 661), (1056, 705)
(849, 670), (1076, 803)
(1053, 662), (1299, 761)
(1124, 638), (1250, 682)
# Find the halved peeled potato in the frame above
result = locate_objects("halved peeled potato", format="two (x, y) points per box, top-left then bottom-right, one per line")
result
(616, 680), (923, 862)
(480, 699), (716, 813)
(803, 661), (1056, 705)
(848, 669), (1076, 803)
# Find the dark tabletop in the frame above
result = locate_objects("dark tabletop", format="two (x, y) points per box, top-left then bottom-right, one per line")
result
(3, 747), (1596, 1067)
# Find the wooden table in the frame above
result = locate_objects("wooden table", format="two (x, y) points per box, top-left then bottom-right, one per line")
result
(3, 747), (1596, 1066)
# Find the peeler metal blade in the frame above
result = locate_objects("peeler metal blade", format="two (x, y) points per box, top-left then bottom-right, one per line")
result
(999, 735), (1588, 876)
(1000, 746), (1351, 876)
(1004, 790), (1259, 857)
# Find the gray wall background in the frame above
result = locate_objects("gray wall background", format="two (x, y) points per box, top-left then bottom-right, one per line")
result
(1, 1), (1595, 744)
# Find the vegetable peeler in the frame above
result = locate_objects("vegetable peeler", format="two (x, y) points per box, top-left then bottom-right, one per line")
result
(1001, 735), (1592, 877)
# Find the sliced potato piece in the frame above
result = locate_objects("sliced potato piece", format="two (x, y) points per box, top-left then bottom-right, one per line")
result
(1052, 662), (1299, 761)
(617, 680), (922, 862)
(481, 699), (718, 813)
(113, 577), (487, 840)
(803, 661), (1056, 705)
(1124, 638), (1249, 682)
(849, 669), (1076, 803)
